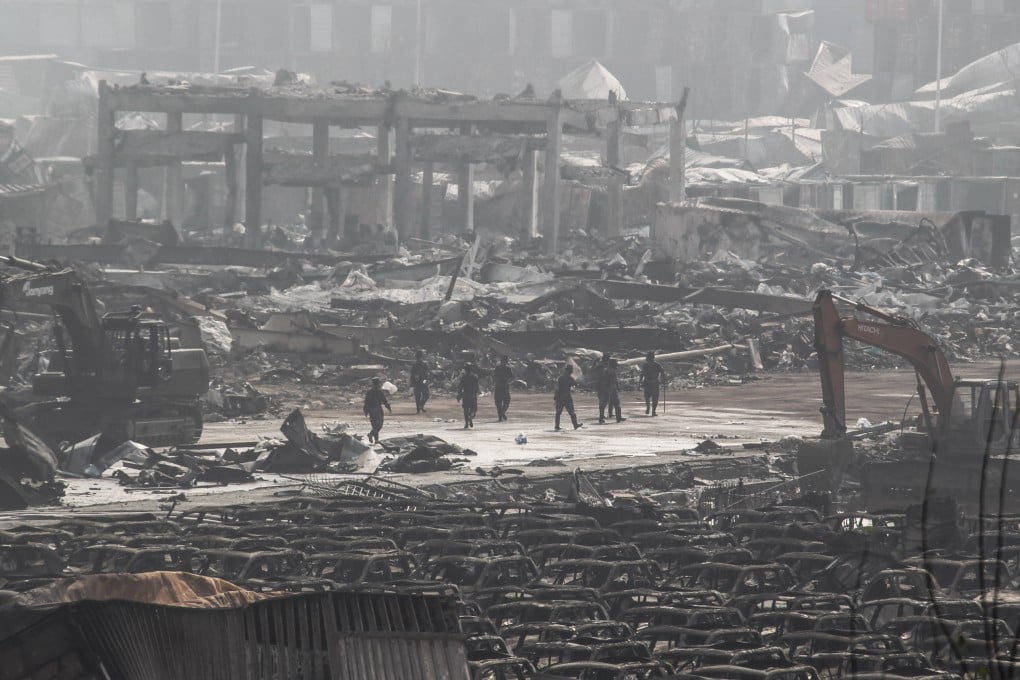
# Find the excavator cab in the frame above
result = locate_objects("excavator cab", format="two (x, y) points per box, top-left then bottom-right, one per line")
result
(944, 379), (1020, 455)
(98, 310), (173, 397)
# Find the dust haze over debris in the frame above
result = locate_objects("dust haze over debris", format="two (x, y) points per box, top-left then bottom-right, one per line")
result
(0, 1), (1019, 679)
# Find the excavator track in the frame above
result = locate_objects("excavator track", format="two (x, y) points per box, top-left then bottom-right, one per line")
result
(12, 399), (203, 452)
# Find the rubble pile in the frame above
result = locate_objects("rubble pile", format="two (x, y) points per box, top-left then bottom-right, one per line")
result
(1, 216), (1015, 412)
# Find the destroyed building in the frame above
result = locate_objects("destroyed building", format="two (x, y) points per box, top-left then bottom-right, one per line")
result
(0, 2), (1019, 679)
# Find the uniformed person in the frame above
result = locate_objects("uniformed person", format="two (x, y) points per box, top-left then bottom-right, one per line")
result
(493, 355), (513, 422)
(363, 377), (391, 443)
(457, 363), (481, 429)
(596, 353), (613, 424)
(638, 351), (666, 416)
(607, 359), (626, 423)
(554, 364), (583, 431)
(410, 350), (430, 414)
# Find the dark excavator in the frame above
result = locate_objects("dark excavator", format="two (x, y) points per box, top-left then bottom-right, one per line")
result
(803, 289), (1019, 511)
(0, 255), (209, 451)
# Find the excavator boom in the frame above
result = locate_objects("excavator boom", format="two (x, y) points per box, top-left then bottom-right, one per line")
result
(0, 260), (104, 388)
(813, 290), (955, 440)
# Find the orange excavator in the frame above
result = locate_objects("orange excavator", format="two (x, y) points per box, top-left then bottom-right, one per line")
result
(808, 289), (1020, 510)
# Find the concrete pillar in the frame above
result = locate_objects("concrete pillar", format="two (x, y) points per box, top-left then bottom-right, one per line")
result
(457, 157), (474, 234)
(542, 109), (562, 253)
(245, 114), (264, 248)
(233, 115), (246, 227)
(124, 160), (138, 220)
(165, 112), (184, 228)
(393, 117), (412, 241)
(326, 188), (341, 245)
(94, 81), (116, 228)
(336, 187), (348, 241)
(310, 119), (329, 249)
(375, 125), (393, 230)
(420, 161), (433, 240)
(520, 149), (538, 242)
(607, 118), (623, 238)
(224, 142), (238, 230)
(670, 88), (690, 204)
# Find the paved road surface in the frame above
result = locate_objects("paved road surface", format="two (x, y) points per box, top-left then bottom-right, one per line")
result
(6, 359), (1010, 517)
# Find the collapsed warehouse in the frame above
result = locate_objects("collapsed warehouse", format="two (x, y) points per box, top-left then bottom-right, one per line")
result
(0, 15), (1020, 680)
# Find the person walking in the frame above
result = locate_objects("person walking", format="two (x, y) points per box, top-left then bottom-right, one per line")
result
(596, 354), (613, 424)
(554, 364), (583, 431)
(638, 351), (666, 416)
(363, 377), (391, 443)
(457, 363), (481, 429)
(607, 359), (627, 423)
(410, 350), (430, 414)
(493, 355), (513, 422)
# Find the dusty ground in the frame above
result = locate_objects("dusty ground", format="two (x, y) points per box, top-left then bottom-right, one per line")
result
(3, 359), (1010, 521)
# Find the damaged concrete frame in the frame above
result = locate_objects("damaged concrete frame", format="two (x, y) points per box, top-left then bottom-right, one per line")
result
(93, 83), (580, 251)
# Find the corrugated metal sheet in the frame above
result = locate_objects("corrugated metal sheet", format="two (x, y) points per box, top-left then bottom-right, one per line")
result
(67, 591), (468, 680)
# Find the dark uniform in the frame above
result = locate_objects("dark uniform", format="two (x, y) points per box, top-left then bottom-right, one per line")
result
(457, 367), (480, 428)
(554, 367), (582, 431)
(493, 358), (513, 422)
(596, 356), (613, 424)
(607, 360), (626, 422)
(363, 380), (391, 443)
(638, 354), (666, 416)
(410, 354), (430, 414)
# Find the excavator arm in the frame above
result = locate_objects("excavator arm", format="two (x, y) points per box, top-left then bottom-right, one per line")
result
(813, 289), (956, 441)
(0, 257), (105, 388)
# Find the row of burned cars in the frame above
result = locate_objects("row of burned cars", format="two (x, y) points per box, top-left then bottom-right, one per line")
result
(3, 497), (1020, 679)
